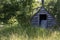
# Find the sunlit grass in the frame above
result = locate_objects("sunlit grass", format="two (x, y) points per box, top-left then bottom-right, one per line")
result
(0, 24), (60, 40)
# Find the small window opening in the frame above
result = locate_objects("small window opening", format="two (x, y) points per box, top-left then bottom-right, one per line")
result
(39, 14), (47, 20)
(39, 14), (47, 25)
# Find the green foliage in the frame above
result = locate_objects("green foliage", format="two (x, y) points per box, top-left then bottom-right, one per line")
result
(0, 24), (60, 40)
(0, 0), (60, 26)
(0, 0), (60, 40)
(0, 0), (33, 24)
(0, 25), (51, 38)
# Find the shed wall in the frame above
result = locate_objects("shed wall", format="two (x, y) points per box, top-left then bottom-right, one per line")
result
(31, 7), (56, 27)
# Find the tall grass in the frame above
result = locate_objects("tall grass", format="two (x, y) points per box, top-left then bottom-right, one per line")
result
(0, 24), (60, 40)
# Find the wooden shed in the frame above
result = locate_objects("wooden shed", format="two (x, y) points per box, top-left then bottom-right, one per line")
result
(30, 7), (56, 28)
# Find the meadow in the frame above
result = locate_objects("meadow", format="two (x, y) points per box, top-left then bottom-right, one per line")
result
(0, 24), (60, 40)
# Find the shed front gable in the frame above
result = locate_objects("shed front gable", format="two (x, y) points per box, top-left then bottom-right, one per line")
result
(31, 7), (56, 27)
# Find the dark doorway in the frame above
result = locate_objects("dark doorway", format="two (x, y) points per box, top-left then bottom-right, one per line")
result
(40, 14), (47, 20)
(39, 14), (47, 25)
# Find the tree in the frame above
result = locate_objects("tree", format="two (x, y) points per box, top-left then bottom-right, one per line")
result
(0, 0), (33, 25)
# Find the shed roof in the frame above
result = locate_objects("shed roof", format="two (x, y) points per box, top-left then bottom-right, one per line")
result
(30, 7), (56, 21)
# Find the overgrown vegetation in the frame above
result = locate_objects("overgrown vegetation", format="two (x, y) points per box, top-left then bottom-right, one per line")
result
(0, 0), (60, 40)
(0, 24), (60, 40)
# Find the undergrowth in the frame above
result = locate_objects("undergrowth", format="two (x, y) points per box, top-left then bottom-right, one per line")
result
(0, 24), (60, 40)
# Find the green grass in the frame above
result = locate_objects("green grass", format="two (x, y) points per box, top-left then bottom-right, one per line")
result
(0, 24), (60, 40)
